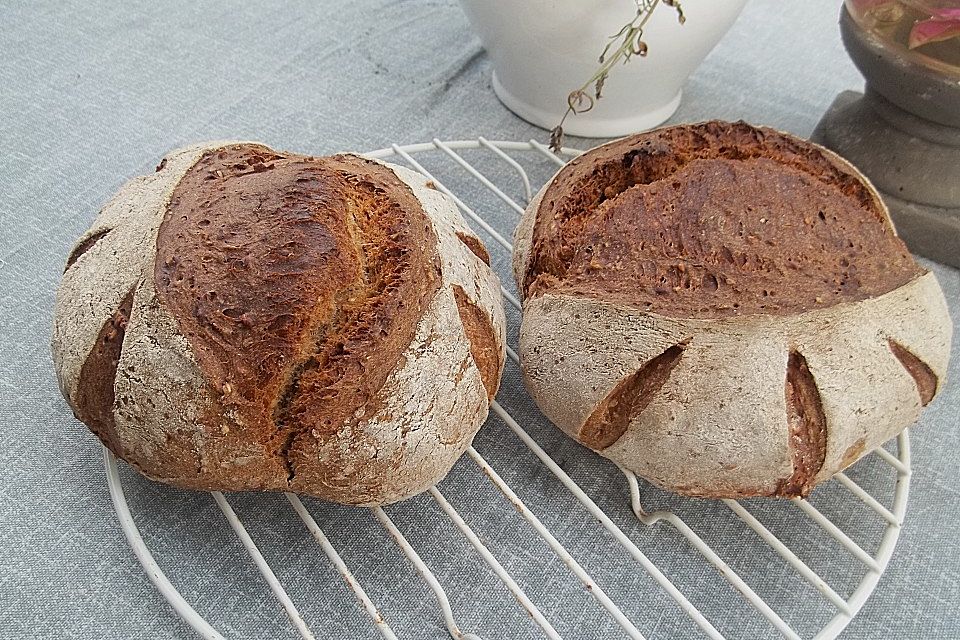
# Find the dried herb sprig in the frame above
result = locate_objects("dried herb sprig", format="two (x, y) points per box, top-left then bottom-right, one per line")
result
(549, 0), (685, 152)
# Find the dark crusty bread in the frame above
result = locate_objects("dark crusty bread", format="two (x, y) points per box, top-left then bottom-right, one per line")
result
(521, 121), (922, 314)
(53, 142), (506, 506)
(514, 121), (951, 498)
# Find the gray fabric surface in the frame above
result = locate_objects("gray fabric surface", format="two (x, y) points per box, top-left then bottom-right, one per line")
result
(1, 1), (958, 638)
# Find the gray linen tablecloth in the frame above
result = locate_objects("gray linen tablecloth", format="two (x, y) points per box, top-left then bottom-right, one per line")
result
(2, 1), (958, 638)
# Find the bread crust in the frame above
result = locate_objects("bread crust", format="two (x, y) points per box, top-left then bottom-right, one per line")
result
(514, 122), (952, 498)
(52, 142), (505, 505)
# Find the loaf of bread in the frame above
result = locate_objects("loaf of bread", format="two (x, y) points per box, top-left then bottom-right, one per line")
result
(514, 121), (951, 498)
(52, 141), (505, 506)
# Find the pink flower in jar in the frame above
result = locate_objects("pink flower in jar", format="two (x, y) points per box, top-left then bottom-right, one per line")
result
(909, 5), (960, 48)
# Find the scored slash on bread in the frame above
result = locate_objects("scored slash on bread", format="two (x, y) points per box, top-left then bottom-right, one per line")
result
(52, 142), (506, 506)
(514, 121), (952, 499)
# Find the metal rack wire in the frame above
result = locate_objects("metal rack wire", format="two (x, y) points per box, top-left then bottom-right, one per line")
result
(104, 139), (912, 640)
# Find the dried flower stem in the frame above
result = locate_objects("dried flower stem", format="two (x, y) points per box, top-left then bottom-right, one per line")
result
(549, 0), (685, 152)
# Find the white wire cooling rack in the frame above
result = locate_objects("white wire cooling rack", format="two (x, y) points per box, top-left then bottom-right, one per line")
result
(103, 138), (913, 640)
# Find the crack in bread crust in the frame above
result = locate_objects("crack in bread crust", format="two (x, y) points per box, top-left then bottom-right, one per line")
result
(74, 287), (135, 453)
(778, 350), (827, 497)
(580, 341), (687, 451)
(525, 121), (922, 318)
(155, 145), (441, 487)
(452, 284), (501, 401)
(65, 228), (112, 271)
(888, 338), (938, 406)
(455, 231), (491, 265)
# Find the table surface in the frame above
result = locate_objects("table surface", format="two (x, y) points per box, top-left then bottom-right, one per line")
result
(2, 1), (958, 639)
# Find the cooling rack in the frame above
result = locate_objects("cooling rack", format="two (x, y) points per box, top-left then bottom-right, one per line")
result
(103, 138), (912, 640)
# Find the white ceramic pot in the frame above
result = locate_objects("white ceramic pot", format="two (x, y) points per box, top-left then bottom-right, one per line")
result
(458, 0), (748, 137)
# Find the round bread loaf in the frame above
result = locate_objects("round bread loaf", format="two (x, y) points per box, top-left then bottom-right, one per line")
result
(52, 141), (506, 506)
(514, 121), (952, 498)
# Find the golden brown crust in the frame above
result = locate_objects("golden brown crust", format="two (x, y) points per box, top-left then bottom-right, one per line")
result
(54, 140), (504, 505)
(154, 144), (441, 486)
(523, 121), (923, 317)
